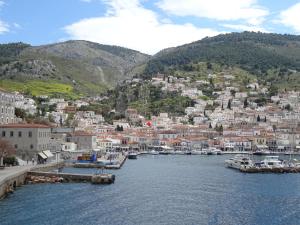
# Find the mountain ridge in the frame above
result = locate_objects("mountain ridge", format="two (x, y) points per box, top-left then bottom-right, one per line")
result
(0, 40), (150, 97)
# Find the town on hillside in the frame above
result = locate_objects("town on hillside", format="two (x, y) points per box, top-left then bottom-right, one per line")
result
(1, 71), (300, 166)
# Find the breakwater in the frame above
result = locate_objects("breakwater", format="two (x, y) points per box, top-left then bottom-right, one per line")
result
(240, 166), (300, 173)
(27, 171), (115, 184)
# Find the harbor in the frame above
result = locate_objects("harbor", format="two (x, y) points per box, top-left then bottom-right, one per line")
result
(1, 155), (300, 225)
(0, 159), (117, 199)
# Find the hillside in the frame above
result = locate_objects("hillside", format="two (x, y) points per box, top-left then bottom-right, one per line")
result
(144, 32), (300, 89)
(0, 40), (150, 97)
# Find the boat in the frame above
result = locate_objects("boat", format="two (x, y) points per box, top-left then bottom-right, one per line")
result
(168, 150), (176, 155)
(175, 150), (185, 155)
(253, 150), (271, 155)
(225, 155), (253, 169)
(159, 151), (169, 155)
(128, 152), (138, 159)
(259, 156), (283, 168)
(191, 150), (202, 155)
(184, 150), (192, 155)
(210, 147), (223, 155)
(206, 150), (213, 155)
(150, 150), (159, 155)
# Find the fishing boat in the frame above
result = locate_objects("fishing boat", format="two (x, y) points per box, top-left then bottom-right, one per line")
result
(225, 155), (253, 169)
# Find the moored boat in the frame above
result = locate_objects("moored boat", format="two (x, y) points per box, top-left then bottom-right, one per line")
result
(128, 152), (138, 159)
(150, 150), (159, 155)
(253, 150), (271, 155)
(225, 154), (253, 169)
(259, 156), (283, 168)
(191, 150), (202, 155)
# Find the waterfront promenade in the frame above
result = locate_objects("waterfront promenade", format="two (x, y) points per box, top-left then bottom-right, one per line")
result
(0, 164), (36, 183)
(0, 161), (63, 198)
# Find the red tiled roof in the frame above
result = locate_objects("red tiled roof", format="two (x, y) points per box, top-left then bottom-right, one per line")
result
(0, 123), (51, 129)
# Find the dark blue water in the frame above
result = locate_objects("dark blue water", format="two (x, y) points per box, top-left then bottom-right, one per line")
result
(1, 155), (300, 225)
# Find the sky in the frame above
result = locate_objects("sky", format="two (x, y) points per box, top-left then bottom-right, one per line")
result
(0, 0), (300, 55)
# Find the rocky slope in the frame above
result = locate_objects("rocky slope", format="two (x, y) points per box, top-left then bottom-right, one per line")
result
(0, 40), (150, 96)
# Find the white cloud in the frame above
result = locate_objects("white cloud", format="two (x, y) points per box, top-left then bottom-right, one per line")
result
(0, 20), (9, 34)
(80, 0), (92, 2)
(279, 2), (300, 33)
(64, 0), (221, 54)
(222, 24), (269, 33)
(0, 1), (9, 34)
(157, 0), (268, 26)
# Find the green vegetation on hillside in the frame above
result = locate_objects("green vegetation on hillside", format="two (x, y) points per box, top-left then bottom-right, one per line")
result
(144, 32), (300, 89)
(0, 42), (30, 65)
(0, 79), (81, 99)
(0, 40), (149, 96)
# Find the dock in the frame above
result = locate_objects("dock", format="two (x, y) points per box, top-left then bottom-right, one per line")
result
(239, 166), (300, 173)
(27, 171), (115, 184)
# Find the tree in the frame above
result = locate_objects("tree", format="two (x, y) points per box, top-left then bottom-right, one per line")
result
(215, 124), (223, 134)
(285, 104), (292, 111)
(15, 108), (26, 119)
(243, 98), (248, 108)
(0, 139), (16, 167)
(227, 99), (232, 110)
(230, 90), (236, 97)
(206, 62), (213, 70)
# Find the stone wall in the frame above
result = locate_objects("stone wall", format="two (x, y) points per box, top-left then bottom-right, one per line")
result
(0, 171), (27, 199)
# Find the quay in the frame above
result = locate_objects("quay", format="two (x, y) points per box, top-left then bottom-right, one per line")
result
(27, 171), (115, 184)
(240, 166), (300, 173)
(0, 162), (64, 199)
(0, 161), (115, 199)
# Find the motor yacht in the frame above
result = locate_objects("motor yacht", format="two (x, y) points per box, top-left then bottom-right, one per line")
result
(225, 155), (253, 169)
(259, 156), (283, 168)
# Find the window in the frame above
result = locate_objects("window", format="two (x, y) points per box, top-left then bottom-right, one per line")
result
(10, 131), (13, 137)
(18, 131), (22, 137)
(14, 144), (18, 149)
(30, 144), (34, 149)
(28, 131), (32, 138)
(2, 131), (5, 137)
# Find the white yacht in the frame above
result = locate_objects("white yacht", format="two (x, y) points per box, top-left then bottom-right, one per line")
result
(260, 156), (283, 168)
(150, 150), (159, 155)
(225, 155), (253, 169)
